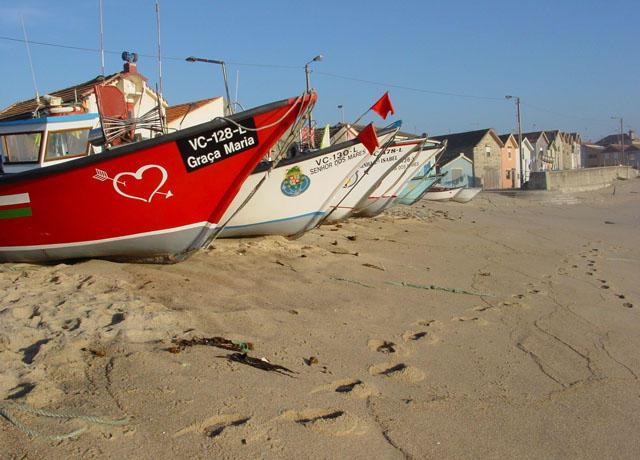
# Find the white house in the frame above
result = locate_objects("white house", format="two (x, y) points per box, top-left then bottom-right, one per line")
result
(165, 97), (224, 132)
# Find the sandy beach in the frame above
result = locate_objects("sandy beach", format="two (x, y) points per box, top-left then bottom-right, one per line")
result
(1, 178), (639, 459)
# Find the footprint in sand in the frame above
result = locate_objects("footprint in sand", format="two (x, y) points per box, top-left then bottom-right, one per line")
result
(368, 362), (425, 383)
(367, 339), (396, 354)
(311, 379), (377, 399)
(402, 331), (428, 341)
(174, 414), (251, 438)
(281, 408), (367, 436)
(623, 303), (634, 309)
(413, 319), (439, 328)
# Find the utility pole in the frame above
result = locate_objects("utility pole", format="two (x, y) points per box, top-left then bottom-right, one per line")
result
(611, 116), (625, 165)
(506, 95), (524, 187)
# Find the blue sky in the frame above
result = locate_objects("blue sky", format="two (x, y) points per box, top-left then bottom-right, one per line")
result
(0, 0), (637, 140)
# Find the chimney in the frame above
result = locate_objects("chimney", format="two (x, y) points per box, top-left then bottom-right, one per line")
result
(121, 51), (139, 74)
(123, 62), (138, 74)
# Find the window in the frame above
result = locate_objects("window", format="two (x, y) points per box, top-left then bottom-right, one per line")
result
(1, 132), (43, 163)
(45, 128), (90, 161)
(451, 168), (463, 184)
(508, 148), (512, 159)
(506, 170), (511, 179)
(0, 137), (6, 163)
(485, 145), (491, 157)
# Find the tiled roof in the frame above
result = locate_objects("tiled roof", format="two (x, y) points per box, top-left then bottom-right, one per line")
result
(522, 131), (546, 143)
(431, 128), (502, 164)
(0, 73), (120, 121)
(595, 133), (634, 146)
(165, 97), (221, 124)
(498, 133), (518, 146)
(544, 130), (560, 143)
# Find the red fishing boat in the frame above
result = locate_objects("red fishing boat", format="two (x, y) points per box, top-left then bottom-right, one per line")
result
(0, 93), (315, 263)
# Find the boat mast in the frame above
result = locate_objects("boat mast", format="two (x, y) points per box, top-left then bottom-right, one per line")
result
(20, 16), (40, 106)
(99, 0), (105, 76)
(154, 0), (167, 132)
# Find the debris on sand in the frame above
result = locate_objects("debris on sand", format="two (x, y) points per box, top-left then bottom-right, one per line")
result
(222, 353), (297, 377)
(167, 336), (253, 354)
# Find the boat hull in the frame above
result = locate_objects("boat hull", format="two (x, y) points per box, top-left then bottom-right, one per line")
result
(321, 130), (401, 224)
(396, 175), (441, 205)
(218, 136), (378, 238)
(0, 94), (314, 263)
(423, 187), (463, 201)
(452, 187), (482, 203)
(355, 143), (443, 217)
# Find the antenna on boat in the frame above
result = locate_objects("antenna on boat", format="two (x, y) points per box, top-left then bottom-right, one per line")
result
(234, 70), (239, 108)
(20, 15), (40, 105)
(154, 0), (167, 132)
(99, 0), (105, 76)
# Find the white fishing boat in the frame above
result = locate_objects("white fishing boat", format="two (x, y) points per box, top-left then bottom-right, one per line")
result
(354, 140), (446, 217)
(218, 128), (397, 238)
(322, 129), (421, 224)
(452, 187), (481, 203)
(423, 186), (463, 201)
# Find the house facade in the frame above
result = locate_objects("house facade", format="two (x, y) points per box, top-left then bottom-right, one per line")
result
(439, 153), (473, 188)
(165, 97), (223, 131)
(432, 128), (504, 189)
(523, 131), (550, 172)
(498, 134), (519, 188)
(520, 137), (535, 183)
(592, 129), (640, 168)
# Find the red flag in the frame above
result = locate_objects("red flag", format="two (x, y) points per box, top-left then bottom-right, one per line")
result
(370, 92), (395, 119)
(357, 123), (379, 154)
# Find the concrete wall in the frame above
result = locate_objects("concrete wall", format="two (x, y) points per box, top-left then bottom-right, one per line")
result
(527, 166), (639, 192)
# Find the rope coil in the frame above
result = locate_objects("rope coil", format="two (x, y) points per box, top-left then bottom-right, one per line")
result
(0, 401), (129, 441)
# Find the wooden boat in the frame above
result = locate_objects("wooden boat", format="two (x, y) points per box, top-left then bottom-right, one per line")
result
(423, 185), (463, 201)
(0, 93), (315, 263)
(354, 140), (445, 217)
(218, 128), (397, 238)
(396, 174), (442, 205)
(452, 187), (482, 203)
(322, 128), (417, 224)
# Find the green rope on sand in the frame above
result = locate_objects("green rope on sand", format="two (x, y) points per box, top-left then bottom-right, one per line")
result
(386, 281), (492, 297)
(331, 277), (373, 288)
(0, 401), (129, 440)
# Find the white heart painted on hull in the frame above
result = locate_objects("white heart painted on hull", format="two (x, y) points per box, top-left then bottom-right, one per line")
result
(113, 164), (168, 203)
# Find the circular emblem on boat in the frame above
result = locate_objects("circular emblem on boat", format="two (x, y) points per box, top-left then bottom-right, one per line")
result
(281, 166), (310, 197)
(343, 171), (358, 188)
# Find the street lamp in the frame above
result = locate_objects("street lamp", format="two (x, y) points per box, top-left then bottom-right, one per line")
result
(506, 95), (524, 186)
(610, 116), (625, 165)
(337, 104), (344, 124)
(304, 54), (323, 93)
(186, 56), (233, 115)
(304, 54), (323, 135)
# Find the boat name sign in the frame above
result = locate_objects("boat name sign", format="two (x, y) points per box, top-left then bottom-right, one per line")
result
(309, 145), (366, 175)
(176, 117), (259, 173)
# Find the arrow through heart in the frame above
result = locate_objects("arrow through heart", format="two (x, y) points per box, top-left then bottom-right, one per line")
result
(93, 164), (173, 203)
